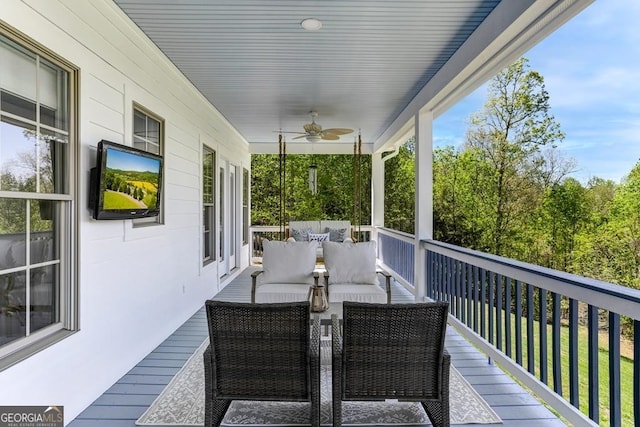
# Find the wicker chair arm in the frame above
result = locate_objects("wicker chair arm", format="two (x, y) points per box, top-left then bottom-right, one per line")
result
(310, 314), (321, 427)
(376, 269), (392, 304)
(331, 314), (343, 426)
(250, 270), (263, 303)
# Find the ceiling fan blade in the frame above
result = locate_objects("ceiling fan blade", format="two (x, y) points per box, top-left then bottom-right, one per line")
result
(292, 134), (308, 140)
(272, 130), (305, 134)
(321, 133), (340, 141)
(322, 128), (354, 135)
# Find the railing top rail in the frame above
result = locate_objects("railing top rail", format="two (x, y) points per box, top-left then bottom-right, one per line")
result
(376, 226), (415, 243)
(423, 239), (640, 319)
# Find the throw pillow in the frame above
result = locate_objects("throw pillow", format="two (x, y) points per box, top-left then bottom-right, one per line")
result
(325, 227), (348, 242)
(290, 227), (312, 241)
(261, 240), (317, 284)
(308, 232), (330, 247)
(322, 240), (379, 285)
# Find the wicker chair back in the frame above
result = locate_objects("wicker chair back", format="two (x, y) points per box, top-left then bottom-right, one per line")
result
(204, 300), (321, 427)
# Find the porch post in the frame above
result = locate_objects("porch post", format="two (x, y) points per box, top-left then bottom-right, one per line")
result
(371, 152), (384, 241)
(414, 109), (433, 301)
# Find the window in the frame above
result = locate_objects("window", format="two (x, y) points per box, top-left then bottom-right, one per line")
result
(242, 168), (249, 245)
(0, 29), (77, 367)
(132, 105), (164, 226)
(203, 147), (216, 264)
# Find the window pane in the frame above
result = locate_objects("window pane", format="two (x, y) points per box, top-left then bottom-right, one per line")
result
(30, 264), (58, 333)
(147, 118), (160, 145)
(133, 109), (146, 140)
(0, 271), (27, 346)
(0, 118), (37, 192)
(0, 198), (27, 269)
(203, 150), (214, 204)
(1, 90), (36, 121)
(0, 119), (67, 194)
(40, 129), (69, 194)
(39, 59), (68, 131)
(30, 200), (55, 264)
(0, 35), (37, 114)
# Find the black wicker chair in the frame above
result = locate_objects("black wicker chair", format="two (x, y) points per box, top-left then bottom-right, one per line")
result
(204, 300), (321, 427)
(331, 301), (450, 427)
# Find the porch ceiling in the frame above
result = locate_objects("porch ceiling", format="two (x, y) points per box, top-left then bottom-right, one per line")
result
(112, 0), (590, 153)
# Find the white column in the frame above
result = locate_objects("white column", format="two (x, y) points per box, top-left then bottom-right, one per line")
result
(371, 152), (384, 241)
(414, 109), (433, 301)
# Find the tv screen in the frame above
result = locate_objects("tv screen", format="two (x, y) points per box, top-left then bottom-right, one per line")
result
(90, 140), (163, 220)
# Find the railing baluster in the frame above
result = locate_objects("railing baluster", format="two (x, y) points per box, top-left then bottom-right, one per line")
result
(488, 271), (495, 346)
(505, 277), (512, 358)
(588, 304), (599, 422)
(480, 269), (486, 340)
(527, 283), (534, 374)
(552, 292), (562, 394)
(473, 265), (479, 333)
(445, 257), (455, 314)
(635, 320), (639, 427)
(515, 280), (522, 365)
(466, 262), (473, 329)
(496, 273), (503, 352)
(609, 312), (621, 427)
(439, 252), (445, 302)
(453, 261), (464, 322)
(540, 288), (548, 385)
(569, 298), (579, 407)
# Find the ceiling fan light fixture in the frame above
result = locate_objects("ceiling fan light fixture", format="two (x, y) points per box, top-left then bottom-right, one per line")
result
(306, 134), (322, 142)
(301, 18), (322, 31)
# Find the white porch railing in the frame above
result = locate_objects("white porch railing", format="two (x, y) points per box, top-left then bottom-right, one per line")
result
(377, 229), (640, 427)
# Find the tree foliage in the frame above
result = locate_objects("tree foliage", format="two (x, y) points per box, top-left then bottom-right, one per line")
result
(384, 139), (415, 233)
(251, 153), (371, 226)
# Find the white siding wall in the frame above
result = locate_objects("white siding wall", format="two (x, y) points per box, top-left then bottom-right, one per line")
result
(0, 0), (250, 420)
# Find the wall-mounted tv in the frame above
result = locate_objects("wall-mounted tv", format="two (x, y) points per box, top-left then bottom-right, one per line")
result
(90, 140), (163, 220)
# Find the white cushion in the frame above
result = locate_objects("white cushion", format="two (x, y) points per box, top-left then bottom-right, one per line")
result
(254, 283), (313, 303)
(322, 240), (378, 285)
(328, 283), (387, 304)
(261, 240), (317, 284)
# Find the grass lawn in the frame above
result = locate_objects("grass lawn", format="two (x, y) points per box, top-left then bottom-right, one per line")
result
(466, 302), (634, 426)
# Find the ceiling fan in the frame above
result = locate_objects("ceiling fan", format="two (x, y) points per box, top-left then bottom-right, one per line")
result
(279, 111), (354, 142)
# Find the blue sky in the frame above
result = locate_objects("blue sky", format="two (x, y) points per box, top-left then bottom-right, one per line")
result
(433, 0), (640, 185)
(106, 147), (160, 173)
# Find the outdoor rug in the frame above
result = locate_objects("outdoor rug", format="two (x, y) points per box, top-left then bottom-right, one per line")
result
(136, 340), (502, 426)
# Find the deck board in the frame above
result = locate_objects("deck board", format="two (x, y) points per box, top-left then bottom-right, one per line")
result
(69, 266), (564, 426)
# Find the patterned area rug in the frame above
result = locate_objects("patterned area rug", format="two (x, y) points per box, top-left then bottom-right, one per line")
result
(136, 340), (502, 426)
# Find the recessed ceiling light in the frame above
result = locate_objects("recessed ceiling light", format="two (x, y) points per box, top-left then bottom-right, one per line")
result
(301, 18), (322, 31)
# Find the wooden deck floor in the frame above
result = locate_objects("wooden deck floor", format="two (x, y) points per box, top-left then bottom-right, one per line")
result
(69, 266), (565, 426)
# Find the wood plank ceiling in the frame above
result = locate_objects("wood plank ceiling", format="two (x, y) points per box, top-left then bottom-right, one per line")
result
(112, 0), (501, 148)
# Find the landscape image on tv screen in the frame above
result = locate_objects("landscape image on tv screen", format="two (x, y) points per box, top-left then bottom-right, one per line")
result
(102, 147), (161, 210)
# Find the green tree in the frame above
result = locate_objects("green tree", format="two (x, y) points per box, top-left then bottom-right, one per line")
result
(538, 178), (588, 270)
(465, 57), (566, 256)
(384, 139), (415, 233)
(251, 154), (370, 226)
